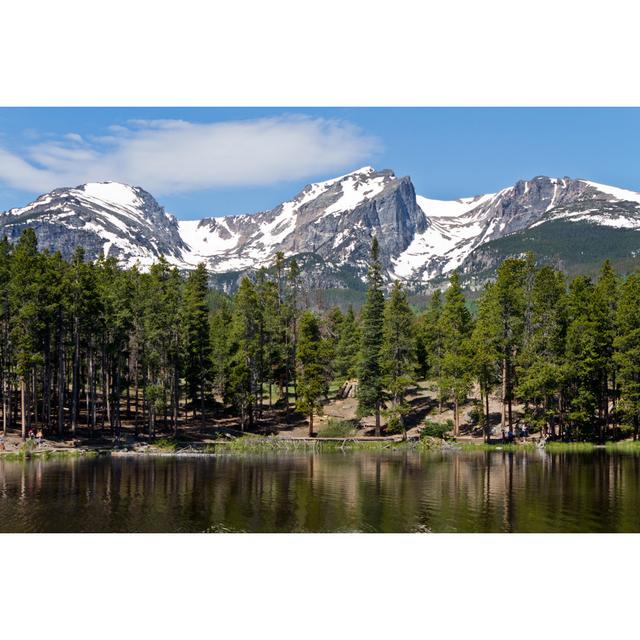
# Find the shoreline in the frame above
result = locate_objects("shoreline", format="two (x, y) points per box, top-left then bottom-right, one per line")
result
(2, 437), (640, 461)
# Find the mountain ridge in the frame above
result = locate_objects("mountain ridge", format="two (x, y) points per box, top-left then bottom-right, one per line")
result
(2, 168), (640, 290)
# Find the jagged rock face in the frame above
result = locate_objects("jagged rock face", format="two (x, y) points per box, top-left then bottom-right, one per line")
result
(0, 182), (187, 265)
(280, 171), (425, 271)
(179, 167), (425, 277)
(458, 176), (640, 242)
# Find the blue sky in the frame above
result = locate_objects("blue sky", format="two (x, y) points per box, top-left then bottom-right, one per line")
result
(0, 108), (638, 220)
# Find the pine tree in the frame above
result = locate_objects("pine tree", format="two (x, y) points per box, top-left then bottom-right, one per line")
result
(493, 258), (527, 432)
(323, 306), (344, 385)
(271, 252), (288, 406)
(594, 259), (619, 436)
(471, 282), (501, 441)
(358, 237), (385, 436)
(103, 258), (136, 437)
(285, 258), (301, 406)
(227, 277), (260, 431)
(9, 229), (43, 439)
(183, 263), (212, 427)
(210, 294), (233, 401)
(564, 276), (601, 439)
(516, 265), (567, 436)
(128, 265), (146, 436)
(64, 247), (101, 435)
(0, 238), (12, 436)
(165, 267), (183, 434)
(140, 258), (180, 436)
(439, 272), (473, 436)
(335, 305), (361, 381)
(614, 273), (640, 439)
(417, 290), (445, 403)
(296, 310), (329, 436)
(381, 281), (416, 439)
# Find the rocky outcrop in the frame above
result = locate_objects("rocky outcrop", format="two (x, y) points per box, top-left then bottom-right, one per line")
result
(181, 167), (427, 279)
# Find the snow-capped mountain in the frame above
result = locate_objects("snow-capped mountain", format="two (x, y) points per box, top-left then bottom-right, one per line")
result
(2, 168), (640, 289)
(0, 182), (187, 266)
(395, 176), (640, 283)
(178, 170), (640, 285)
(178, 167), (425, 275)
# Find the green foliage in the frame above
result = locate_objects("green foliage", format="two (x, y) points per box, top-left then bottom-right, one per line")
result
(470, 282), (501, 437)
(614, 272), (640, 436)
(183, 263), (212, 414)
(459, 219), (640, 284)
(0, 225), (639, 448)
(226, 277), (260, 429)
(20, 438), (37, 455)
(416, 289), (444, 382)
(210, 296), (233, 397)
(317, 419), (357, 438)
(357, 238), (385, 430)
(604, 440), (640, 452)
(381, 281), (416, 436)
(544, 442), (596, 453)
(145, 384), (165, 412)
(467, 403), (483, 425)
(421, 420), (453, 439)
(296, 310), (330, 434)
(438, 272), (474, 434)
(153, 438), (178, 451)
(334, 305), (361, 380)
(9, 229), (44, 377)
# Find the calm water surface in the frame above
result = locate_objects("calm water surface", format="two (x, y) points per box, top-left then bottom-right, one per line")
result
(1, 450), (640, 532)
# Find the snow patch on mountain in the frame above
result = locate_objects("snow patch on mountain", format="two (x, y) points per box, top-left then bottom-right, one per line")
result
(81, 182), (143, 209)
(322, 169), (390, 217)
(416, 193), (494, 218)
(582, 181), (640, 206)
(178, 219), (241, 266)
(540, 210), (640, 229)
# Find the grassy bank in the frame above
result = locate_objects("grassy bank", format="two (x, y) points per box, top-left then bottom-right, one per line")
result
(0, 448), (99, 461)
(460, 440), (640, 453)
(138, 433), (456, 454)
(203, 436), (443, 454)
(604, 440), (640, 452)
(458, 442), (537, 452)
(544, 442), (597, 453)
(6, 437), (640, 461)
(200, 437), (640, 456)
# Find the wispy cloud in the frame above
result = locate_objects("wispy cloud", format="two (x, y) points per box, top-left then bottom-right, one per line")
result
(0, 116), (379, 195)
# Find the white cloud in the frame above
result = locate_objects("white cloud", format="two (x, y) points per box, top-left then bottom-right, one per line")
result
(0, 115), (378, 195)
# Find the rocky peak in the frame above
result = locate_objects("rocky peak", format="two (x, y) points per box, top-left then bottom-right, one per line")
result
(178, 167), (425, 276)
(0, 181), (187, 266)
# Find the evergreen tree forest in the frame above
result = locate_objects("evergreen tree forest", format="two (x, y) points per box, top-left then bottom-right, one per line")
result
(1, 229), (640, 444)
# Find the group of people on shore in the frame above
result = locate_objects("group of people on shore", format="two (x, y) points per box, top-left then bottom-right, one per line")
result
(501, 425), (529, 444)
(0, 429), (44, 451)
(27, 429), (44, 446)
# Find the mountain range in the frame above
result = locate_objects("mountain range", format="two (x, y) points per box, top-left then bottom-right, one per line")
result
(2, 166), (640, 291)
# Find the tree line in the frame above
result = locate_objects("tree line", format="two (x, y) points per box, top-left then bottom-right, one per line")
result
(1, 229), (639, 442)
(419, 253), (640, 442)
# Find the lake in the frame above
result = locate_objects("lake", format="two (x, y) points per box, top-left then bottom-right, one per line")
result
(1, 449), (640, 532)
